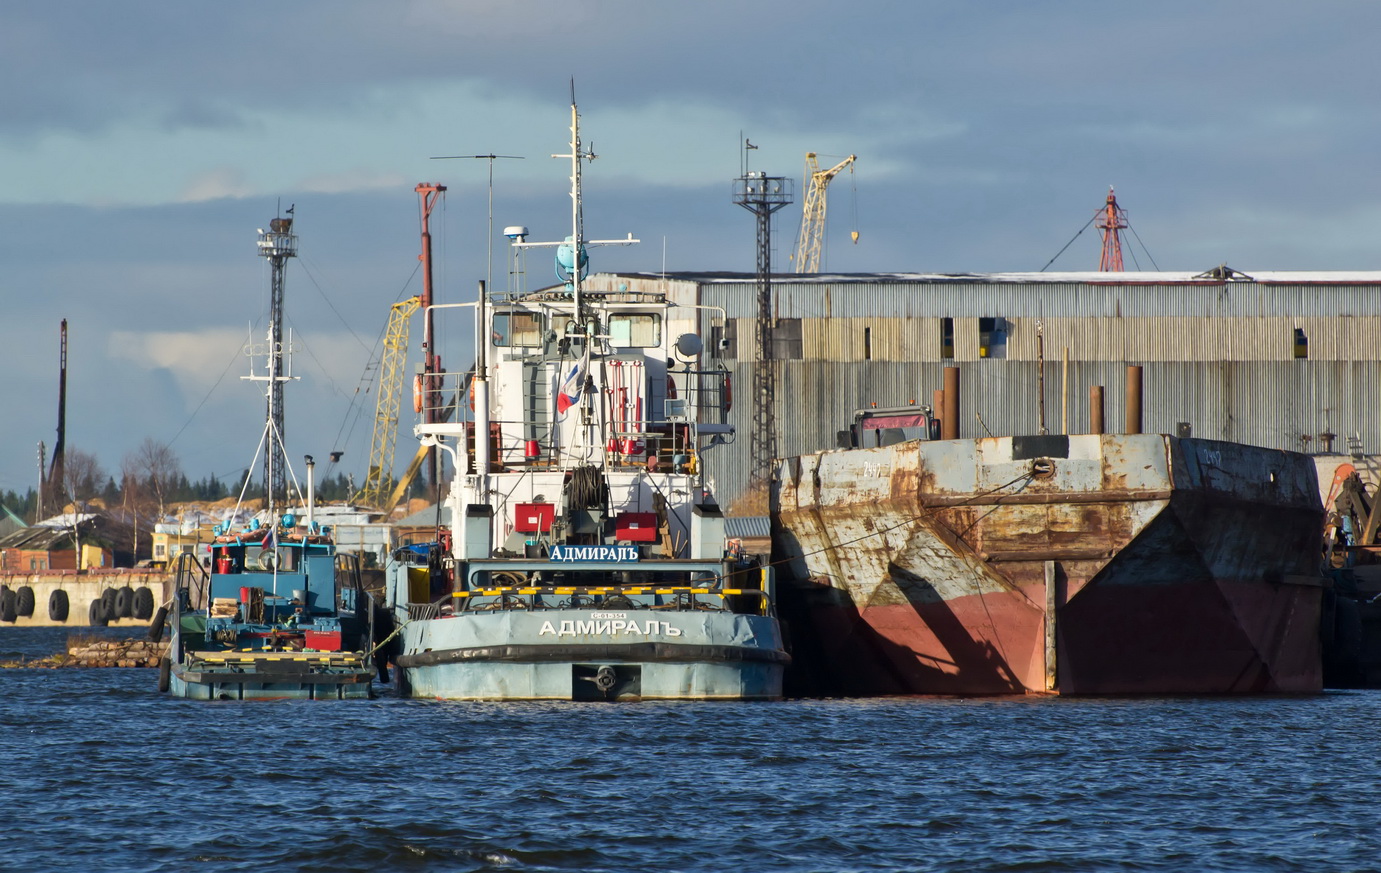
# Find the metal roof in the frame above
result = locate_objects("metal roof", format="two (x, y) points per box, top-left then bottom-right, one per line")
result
(724, 516), (770, 539)
(606, 269), (1381, 285)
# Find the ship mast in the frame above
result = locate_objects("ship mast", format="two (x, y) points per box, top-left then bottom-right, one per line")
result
(551, 82), (594, 312)
(255, 213), (298, 513)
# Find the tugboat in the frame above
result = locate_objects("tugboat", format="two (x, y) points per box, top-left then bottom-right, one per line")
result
(382, 94), (788, 700)
(156, 216), (376, 700)
(160, 499), (376, 701)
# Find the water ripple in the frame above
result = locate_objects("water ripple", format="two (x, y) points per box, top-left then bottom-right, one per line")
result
(0, 631), (1379, 871)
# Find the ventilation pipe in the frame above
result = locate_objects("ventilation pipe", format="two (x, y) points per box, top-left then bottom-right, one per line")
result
(1125, 366), (1143, 434)
(942, 367), (960, 440)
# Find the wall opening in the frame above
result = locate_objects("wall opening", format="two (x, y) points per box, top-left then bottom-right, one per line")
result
(1293, 327), (1308, 359)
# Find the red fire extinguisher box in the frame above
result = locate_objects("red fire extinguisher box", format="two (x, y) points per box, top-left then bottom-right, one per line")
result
(614, 512), (658, 542)
(514, 503), (555, 533)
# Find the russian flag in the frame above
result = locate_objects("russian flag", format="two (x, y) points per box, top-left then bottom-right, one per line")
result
(556, 346), (590, 415)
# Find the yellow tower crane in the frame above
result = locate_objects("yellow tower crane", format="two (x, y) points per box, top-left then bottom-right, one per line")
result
(792, 152), (857, 273)
(353, 296), (421, 511)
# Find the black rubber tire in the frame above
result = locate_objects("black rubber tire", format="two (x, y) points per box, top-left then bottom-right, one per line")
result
(114, 586), (133, 619)
(132, 587), (155, 620)
(157, 656), (171, 693)
(147, 606), (168, 643)
(0, 590), (15, 623)
(15, 586), (35, 617)
(89, 598), (109, 627)
(101, 588), (117, 614)
(49, 589), (69, 622)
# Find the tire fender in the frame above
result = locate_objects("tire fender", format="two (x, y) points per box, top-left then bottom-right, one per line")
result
(148, 606), (169, 643)
(16, 586), (35, 618)
(48, 589), (70, 623)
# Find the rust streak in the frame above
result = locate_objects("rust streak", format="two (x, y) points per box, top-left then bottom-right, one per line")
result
(921, 489), (1172, 508)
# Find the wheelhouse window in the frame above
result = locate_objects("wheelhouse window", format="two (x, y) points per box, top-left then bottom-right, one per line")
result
(608, 313), (661, 348)
(492, 311), (543, 347)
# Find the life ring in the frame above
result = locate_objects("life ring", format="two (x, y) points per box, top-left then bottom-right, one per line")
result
(412, 374), (424, 413)
(256, 547), (283, 571)
(723, 372), (733, 412)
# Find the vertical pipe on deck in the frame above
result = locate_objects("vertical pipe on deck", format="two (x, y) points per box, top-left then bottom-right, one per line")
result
(1090, 385), (1105, 434)
(1061, 347), (1069, 435)
(1125, 365), (1143, 434)
(942, 366), (959, 440)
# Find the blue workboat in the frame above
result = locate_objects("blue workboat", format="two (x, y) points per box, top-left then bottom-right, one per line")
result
(160, 513), (375, 700)
(381, 95), (788, 700)
(156, 216), (376, 700)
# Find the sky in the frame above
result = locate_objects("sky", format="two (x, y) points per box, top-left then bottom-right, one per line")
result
(3, 0), (1381, 501)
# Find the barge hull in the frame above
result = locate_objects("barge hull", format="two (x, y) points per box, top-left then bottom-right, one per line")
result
(774, 433), (1325, 695)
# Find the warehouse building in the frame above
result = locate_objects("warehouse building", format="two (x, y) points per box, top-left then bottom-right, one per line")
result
(577, 269), (1381, 509)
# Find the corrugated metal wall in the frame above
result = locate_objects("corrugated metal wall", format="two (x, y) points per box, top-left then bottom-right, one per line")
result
(670, 274), (1381, 508)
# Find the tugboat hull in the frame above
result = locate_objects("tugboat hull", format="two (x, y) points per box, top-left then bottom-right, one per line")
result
(168, 660), (374, 701)
(394, 608), (786, 700)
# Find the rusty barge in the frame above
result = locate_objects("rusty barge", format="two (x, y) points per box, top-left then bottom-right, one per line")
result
(772, 432), (1325, 695)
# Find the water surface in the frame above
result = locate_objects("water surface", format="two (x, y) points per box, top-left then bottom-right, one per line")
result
(0, 628), (1375, 872)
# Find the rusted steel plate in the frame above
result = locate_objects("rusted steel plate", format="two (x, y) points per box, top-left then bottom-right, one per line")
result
(773, 433), (1325, 695)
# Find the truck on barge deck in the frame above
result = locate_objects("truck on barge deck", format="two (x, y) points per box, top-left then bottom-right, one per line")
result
(381, 94), (787, 701)
(773, 430), (1325, 695)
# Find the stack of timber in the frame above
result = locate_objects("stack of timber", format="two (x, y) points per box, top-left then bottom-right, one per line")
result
(2, 637), (170, 669)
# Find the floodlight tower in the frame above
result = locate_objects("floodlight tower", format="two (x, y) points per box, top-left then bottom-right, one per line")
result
(256, 213), (298, 510)
(732, 168), (794, 484)
(1096, 187), (1128, 272)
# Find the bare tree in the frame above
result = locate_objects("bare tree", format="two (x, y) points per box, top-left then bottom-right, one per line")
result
(132, 438), (182, 519)
(121, 455), (146, 557)
(60, 449), (104, 568)
(61, 449), (105, 513)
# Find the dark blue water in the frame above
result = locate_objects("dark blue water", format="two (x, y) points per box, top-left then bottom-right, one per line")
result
(1, 627), (1378, 873)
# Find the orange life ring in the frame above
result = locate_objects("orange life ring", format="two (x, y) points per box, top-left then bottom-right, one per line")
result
(412, 374), (424, 413)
